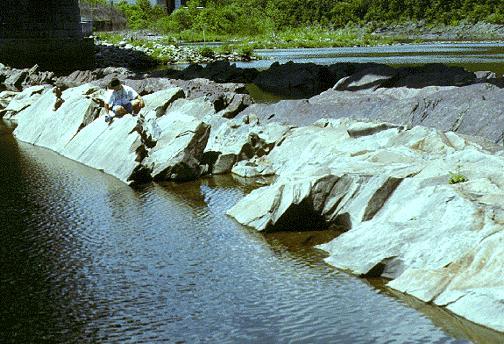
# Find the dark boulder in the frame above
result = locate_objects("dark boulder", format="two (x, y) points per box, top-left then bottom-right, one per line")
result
(56, 70), (102, 89)
(390, 64), (476, 88)
(174, 61), (258, 83)
(253, 61), (336, 98)
(333, 64), (477, 91)
(168, 78), (248, 102)
(0, 64), (55, 90)
(56, 67), (133, 90)
(333, 64), (398, 91)
(23, 65), (55, 87)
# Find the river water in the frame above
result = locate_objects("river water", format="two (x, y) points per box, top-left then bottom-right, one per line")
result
(1, 122), (503, 343)
(232, 42), (504, 75)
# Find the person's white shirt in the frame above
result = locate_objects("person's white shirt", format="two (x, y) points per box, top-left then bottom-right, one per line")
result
(106, 85), (138, 107)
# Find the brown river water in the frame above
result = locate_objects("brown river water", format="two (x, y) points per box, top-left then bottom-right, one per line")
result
(0, 120), (503, 344)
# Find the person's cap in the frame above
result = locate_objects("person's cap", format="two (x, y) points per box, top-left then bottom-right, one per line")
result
(108, 78), (121, 88)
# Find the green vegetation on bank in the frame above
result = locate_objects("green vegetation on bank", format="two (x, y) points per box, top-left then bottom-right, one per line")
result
(87, 0), (504, 53)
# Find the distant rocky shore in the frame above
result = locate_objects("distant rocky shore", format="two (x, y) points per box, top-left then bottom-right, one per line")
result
(373, 22), (504, 41)
(1, 61), (503, 334)
(94, 35), (257, 69)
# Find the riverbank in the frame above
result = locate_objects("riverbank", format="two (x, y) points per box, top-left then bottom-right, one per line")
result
(1, 61), (503, 335)
(373, 21), (504, 42)
(92, 22), (504, 68)
(94, 33), (257, 68)
(93, 26), (390, 68)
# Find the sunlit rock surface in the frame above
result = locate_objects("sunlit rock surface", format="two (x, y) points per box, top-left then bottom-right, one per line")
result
(203, 114), (290, 175)
(13, 85), (227, 184)
(6, 78), (504, 333)
(0, 85), (50, 120)
(227, 118), (504, 332)
(144, 101), (213, 181)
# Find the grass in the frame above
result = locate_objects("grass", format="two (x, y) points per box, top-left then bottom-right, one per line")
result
(95, 32), (123, 44)
(155, 26), (401, 49)
(94, 25), (415, 64)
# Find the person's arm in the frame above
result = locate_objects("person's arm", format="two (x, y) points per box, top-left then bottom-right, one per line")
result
(104, 91), (114, 113)
(125, 85), (144, 111)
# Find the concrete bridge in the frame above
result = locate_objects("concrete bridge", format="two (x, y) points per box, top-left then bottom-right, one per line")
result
(0, 0), (94, 71)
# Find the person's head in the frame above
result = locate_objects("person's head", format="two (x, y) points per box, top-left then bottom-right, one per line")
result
(108, 78), (122, 91)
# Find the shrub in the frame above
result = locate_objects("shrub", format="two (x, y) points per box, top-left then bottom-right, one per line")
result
(199, 46), (215, 58)
(486, 12), (504, 24)
(218, 44), (233, 55)
(116, 0), (165, 30)
(238, 45), (254, 58)
(448, 173), (468, 184)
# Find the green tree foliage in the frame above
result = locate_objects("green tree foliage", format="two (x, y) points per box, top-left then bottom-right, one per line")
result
(114, 0), (504, 33)
(116, 0), (165, 30)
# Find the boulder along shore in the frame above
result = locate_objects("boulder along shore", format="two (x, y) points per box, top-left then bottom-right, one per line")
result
(1, 61), (503, 334)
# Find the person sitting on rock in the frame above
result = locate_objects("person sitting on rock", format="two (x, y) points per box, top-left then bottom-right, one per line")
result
(104, 78), (144, 123)
(52, 86), (64, 111)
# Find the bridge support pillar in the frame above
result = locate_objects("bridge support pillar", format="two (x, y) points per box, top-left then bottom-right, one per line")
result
(0, 0), (95, 71)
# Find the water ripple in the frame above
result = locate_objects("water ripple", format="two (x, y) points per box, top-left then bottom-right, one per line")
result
(0, 132), (501, 343)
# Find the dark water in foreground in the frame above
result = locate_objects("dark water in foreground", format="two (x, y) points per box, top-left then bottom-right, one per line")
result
(1, 122), (502, 343)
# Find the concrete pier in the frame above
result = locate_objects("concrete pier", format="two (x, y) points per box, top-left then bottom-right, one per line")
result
(0, 0), (94, 71)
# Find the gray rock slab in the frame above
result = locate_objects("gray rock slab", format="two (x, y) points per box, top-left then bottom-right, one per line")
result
(14, 84), (103, 152)
(0, 85), (50, 119)
(238, 83), (504, 144)
(227, 118), (504, 331)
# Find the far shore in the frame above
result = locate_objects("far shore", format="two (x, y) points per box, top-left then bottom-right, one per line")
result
(92, 22), (504, 68)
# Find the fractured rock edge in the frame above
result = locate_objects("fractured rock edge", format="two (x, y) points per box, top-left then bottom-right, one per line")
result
(226, 118), (504, 333)
(4, 80), (504, 334)
(10, 84), (230, 185)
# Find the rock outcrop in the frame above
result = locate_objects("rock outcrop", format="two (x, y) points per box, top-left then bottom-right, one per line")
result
(0, 64), (55, 90)
(11, 83), (250, 184)
(203, 114), (290, 175)
(4, 66), (504, 333)
(226, 118), (504, 332)
(0, 85), (50, 119)
(253, 61), (338, 97)
(142, 95), (214, 181)
(8, 79), (259, 184)
(239, 83), (504, 144)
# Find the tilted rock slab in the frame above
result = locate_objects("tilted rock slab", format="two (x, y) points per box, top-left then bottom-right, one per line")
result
(14, 84), (104, 152)
(0, 90), (18, 113)
(204, 114), (290, 175)
(13, 84), (148, 184)
(0, 85), (50, 119)
(227, 118), (504, 332)
(12, 84), (215, 184)
(239, 83), (504, 144)
(143, 96), (215, 181)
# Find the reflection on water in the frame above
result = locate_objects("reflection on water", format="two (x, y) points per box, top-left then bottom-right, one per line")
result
(1, 123), (503, 343)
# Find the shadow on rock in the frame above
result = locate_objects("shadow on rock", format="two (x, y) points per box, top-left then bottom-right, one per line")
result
(95, 44), (158, 70)
(334, 63), (479, 91)
(152, 61), (503, 99)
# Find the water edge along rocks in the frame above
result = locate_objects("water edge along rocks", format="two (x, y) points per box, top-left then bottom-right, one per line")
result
(2, 74), (504, 333)
(226, 118), (504, 332)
